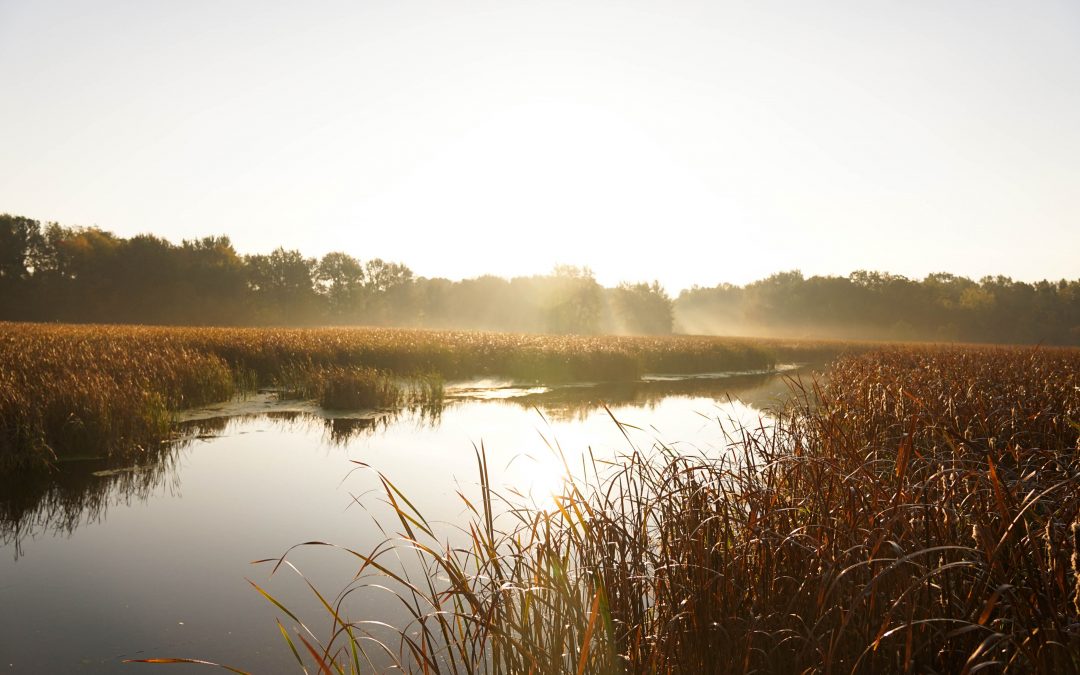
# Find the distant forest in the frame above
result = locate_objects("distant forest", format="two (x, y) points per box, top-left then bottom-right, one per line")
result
(2, 214), (1078, 344)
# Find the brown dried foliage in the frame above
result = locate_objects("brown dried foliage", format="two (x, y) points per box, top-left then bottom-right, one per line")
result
(0, 322), (786, 469)
(261, 345), (1080, 674)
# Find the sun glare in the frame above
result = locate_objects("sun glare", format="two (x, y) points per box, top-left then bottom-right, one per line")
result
(504, 423), (597, 512)
(349, 98), (747, 285)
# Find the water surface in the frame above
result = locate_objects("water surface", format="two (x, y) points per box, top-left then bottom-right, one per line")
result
(0, 368), (807, 672)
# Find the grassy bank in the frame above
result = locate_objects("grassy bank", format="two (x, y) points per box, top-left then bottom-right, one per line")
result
(250, 344), (1080, 673)
(0, 322), (838, 470)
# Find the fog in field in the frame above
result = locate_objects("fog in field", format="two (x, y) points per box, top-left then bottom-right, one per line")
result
(2, 214), (1079, 344)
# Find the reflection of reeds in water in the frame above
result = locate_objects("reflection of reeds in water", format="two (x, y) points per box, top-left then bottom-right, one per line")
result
(504, 369), (809, 422)
(271, 403), (445, 447)
(325, 417), (378, 445)
(0, 402), (450, 556)
(178, 411), (394, 447)
(0, 441), (183, 560)
(214, 345), (1080, 674)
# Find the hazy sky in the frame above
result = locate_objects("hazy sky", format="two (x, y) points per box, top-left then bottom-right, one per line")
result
(1, 1), (1077, 292)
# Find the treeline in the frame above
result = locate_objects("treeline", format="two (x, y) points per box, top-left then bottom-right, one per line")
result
(3, 214), (1078, 344)
(0, 215), (673, 334)
(677, 270), (1080, 345)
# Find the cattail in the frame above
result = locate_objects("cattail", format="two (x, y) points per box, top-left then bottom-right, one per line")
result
(972, 522), (990, 553)
(1072, 516), (1080, 616)
(1044, 518), (1054, 572)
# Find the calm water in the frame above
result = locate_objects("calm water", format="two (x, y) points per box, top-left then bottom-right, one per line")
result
(0, 369), (807, 672)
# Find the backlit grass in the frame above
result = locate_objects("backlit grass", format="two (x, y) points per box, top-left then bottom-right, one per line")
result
(0, 322), (831, 470)
(238, 345), (1080, 674)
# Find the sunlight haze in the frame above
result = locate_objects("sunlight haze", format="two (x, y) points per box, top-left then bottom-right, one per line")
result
(1, 0), (1077, 291)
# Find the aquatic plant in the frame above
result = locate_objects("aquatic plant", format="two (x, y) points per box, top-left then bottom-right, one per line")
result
(219, 345), (1080, 673)
(310, 366), (403, 411)
(0, 322), (819, 470)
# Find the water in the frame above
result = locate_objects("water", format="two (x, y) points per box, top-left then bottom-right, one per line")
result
(0, 369), (807, 672)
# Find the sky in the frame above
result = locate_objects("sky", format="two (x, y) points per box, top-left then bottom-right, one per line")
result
(1, 1), (1077, 293)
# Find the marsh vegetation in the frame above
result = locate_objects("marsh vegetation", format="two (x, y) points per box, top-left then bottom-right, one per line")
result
(3, 319), (1079, 673)
(209, 346), (1080, 673)
(0, 322), (843, 470)
(1, 365), (791, 672)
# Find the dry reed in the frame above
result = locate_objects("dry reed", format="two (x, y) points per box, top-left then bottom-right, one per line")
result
(232, 345), (1080, 674)
(0, 322), (796, 470)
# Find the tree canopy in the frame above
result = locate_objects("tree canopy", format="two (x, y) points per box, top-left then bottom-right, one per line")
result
(1, 214), (1077, 344)
(0, 215), (673, 335)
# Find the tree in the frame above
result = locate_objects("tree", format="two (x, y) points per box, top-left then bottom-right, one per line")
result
(36, 225), (123, 321)
(112, 234), (182, 323)
(0, 214), (45, 318)
(363, 258), (413, 294)
(317, 252), (366, 322)
(181, 236), (248, 324)
(544, 265), (604, 334)
(610, 281), (673, 334)
(245, 248), (318, 323)
(0, 214), (43, 282)
(356, 258), (413, 324)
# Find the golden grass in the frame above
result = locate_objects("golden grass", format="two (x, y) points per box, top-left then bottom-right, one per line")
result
(0, 322), (816, 470)
(239, 344), (1080, 674)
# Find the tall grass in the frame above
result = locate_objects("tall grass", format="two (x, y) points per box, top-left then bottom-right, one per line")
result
(0, 324), (234, 470)
(0, 322), (815, 470)
(234, 345), (1080, 674)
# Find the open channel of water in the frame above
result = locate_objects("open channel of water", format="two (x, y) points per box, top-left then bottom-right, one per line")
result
(0, 367), (811, 672)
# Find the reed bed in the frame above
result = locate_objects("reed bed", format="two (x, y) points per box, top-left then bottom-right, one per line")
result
(0, 325), (234, 470)
(0, 322), (803, 470)
(140, 325), (788, 381)
(237, 345), (1080, 674)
